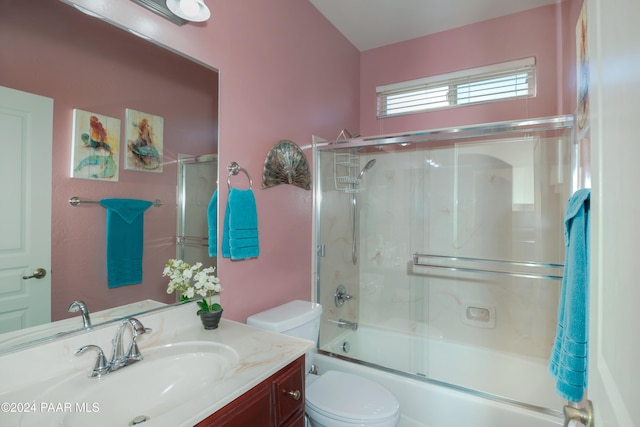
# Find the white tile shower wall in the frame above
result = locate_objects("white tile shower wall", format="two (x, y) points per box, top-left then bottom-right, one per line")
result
(358, 149), (424, 333)
(355, 136), (569, 363)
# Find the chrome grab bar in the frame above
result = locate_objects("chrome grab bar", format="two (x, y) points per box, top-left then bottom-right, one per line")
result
(412, 253), (564, 280)
(176, 235), (209, 248)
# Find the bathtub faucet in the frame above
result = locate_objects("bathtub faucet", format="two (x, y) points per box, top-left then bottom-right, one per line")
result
(329, 318), (358, 330)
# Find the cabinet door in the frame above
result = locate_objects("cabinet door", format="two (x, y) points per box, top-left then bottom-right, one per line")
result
(281, 411), (305, 427)
(194, 357), (305, 427)
(273, 357), (305, 425)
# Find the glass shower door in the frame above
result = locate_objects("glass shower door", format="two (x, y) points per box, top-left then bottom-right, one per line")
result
(315, 118), (575, 412)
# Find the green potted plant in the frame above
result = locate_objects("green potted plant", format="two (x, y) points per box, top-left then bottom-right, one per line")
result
(163, 259), (223, 329)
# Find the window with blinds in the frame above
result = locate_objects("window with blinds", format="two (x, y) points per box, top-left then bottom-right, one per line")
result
(377, 58), (536, 118)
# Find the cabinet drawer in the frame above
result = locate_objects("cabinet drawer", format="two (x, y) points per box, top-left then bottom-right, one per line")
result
(272, 356), (305, 425)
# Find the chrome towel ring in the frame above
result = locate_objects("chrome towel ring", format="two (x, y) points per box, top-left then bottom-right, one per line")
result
(227, 162), (253, 189)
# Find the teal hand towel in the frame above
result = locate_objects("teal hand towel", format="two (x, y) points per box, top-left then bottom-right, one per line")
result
(208, 189), (218, 257)
(99, 198), (153, 288)
(548, 188), (590, 402)
(221, 197), (231, 259)
(222, 188), (259, 260)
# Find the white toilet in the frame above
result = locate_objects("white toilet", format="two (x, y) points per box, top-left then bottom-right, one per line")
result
(247, 300), (400, 427)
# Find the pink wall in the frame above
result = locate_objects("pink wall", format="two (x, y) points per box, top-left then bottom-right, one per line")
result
(10, 0), (360, 323)
(5, 0), (580, 325)
(359, 2), (579, 136)
(1, 0), (219, 321)
(560, 0), (584, 114)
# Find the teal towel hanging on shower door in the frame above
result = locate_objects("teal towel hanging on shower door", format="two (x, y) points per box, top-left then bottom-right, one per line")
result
(548, 188), (590, 402)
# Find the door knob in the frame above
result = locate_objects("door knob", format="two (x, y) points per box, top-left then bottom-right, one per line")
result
(22, 268), (47, 280)
(563, 400), (593, 427)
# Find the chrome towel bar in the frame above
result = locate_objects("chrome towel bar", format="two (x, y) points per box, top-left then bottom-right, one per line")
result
(69, 196), (162, 207)
(412, 253), (564, 280)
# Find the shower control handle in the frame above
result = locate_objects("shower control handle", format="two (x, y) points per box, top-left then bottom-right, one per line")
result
(334, 284), (353, 307)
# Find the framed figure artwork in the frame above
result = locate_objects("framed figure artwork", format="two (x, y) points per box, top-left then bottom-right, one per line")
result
(70, 109), (120, 182)
(125, 108), (164, 173)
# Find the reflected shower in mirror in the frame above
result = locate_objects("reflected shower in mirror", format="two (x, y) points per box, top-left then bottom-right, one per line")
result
(177, 154), (219, 268)
(0, 0), (218, 352)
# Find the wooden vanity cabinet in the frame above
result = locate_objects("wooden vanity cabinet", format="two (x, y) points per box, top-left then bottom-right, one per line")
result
(195, 356), (305, 427)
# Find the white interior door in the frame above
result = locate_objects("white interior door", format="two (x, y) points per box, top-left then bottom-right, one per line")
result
(587, 0), (639, 425)
(0, 86), (53, 333)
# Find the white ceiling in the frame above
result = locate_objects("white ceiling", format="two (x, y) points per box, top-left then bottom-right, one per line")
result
(309, 0), (560, 51)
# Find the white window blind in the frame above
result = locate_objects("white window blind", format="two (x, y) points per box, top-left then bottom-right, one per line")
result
(377, 57), (536, 118)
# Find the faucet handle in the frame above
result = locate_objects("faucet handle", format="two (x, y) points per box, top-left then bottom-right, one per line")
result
(128, 317), (150, 335)
(126, 336), (143, 362)
(75, 345), (109, 377)
(125, 318), (151, 363)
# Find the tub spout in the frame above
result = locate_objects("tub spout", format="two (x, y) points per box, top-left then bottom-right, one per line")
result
(329, 318), (358, 330)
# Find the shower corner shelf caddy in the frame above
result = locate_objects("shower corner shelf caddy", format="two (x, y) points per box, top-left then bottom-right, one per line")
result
(334, 151), (362, 193)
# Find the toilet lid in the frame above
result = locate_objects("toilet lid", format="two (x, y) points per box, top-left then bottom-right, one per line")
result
(306, 370), (399, 423)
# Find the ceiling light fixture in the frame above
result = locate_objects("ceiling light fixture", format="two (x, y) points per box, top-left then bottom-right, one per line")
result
(166, 0), (210, 22)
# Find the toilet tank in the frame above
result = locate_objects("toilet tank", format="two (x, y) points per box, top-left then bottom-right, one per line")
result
(247, 300), (322, 343)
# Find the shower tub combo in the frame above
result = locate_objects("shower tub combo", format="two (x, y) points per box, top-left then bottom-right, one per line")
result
(313, 116), (580, 426)
(317, 328), (561, 427)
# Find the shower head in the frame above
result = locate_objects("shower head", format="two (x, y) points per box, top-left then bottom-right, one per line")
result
(357, 159), (376, 180)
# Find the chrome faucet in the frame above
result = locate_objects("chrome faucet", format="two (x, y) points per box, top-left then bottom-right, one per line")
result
(329, 318), (358, 330)
(75, 317), (150, 378)
(68, 300), (92, 329)
(109, 317), (150, 370)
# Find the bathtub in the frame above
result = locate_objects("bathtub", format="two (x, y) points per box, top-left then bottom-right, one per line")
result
(317, 327), (564, 427)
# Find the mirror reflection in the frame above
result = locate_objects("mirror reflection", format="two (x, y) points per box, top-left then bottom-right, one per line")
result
(0, 0), (219, 352)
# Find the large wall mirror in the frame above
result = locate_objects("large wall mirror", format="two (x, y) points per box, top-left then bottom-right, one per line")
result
(0, 0), (219, 353)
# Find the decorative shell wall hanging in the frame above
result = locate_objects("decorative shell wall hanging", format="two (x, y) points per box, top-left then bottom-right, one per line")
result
(262, 140), (311, 190)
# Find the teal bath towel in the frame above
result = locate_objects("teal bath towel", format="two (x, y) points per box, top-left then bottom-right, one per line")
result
(222, 188), (259, 260)
(548, 188), (590, 402)
(208, 189), (218, 257)
(99, 198), (153, 288)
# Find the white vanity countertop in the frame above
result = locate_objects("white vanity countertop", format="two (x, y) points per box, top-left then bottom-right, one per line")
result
(0, 302), (313, 427)
(0, 299), (167, 351)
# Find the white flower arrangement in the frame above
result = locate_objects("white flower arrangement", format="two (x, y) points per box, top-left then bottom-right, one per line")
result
(163, 259), (222, 315)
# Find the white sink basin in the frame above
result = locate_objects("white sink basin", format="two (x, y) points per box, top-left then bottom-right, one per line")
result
(20, 341), (239, 427)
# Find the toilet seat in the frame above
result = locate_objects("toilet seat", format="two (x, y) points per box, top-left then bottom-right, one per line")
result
(306, 371), (400, 426)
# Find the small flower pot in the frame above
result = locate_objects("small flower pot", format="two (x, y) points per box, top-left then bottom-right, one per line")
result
(200, 309), (223, 330)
